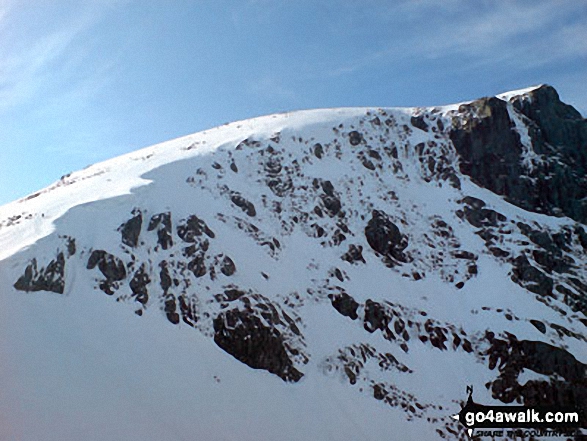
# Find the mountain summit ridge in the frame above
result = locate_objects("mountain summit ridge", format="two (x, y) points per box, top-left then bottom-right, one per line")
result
(1, 85), (585, 441)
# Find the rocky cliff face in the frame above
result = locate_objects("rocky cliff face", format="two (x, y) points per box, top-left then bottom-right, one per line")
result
(450, 85), (587, 223)
(0, 85), (585, 441)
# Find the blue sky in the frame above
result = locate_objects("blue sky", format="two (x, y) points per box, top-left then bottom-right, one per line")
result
(1, 0), (586, 206)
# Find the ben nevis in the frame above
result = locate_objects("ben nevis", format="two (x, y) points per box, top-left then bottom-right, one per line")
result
(1, 85), (585, 441)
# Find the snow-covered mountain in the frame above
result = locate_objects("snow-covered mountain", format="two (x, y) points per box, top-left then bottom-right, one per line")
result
(1, 85), (585, 440)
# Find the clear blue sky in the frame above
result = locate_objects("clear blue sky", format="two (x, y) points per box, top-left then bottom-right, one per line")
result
(1, 0), (586, 206)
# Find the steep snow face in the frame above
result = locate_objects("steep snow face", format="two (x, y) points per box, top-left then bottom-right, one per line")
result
(1, 87), (586, 441)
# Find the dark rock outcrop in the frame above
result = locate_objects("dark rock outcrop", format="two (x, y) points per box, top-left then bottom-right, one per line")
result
(164, 296), (180, 325)
(364, 300), (391, 334)
(511, 255), (554, 297)
(87, 250), (126, 281)
(365, 210), (408, 263)
(220, 255), (236, 276)
(457, 197), (506, 228)
(329, 291), (359, 320)
(129, 264), (150, 304)
(313, 143), (323, 158)
(177, 215), (215, 242)
(341, 244), (366, 264)
(410, 115), (429, 132)
(64, 236), (76, 257)
(512, 88), (587, 217)
(14, 253), (65, 294)
(230, 193), (256, 217)
(264, 155), (293, 197)
(148, 212), (173, 250)
(450, 86), (587, 223)
(450, 97), (526, 201)
(348, 130), (363, 146)
(159, 261), (172, 294)
(119, 210), (142, 248)
(87, 250), (126, 295)
(188, 253), (207, 278)
(486, 333), (587, 426)
(178, 294), (197, 327)
(517, 222), (572, 255)
(213, 308), (303, 382)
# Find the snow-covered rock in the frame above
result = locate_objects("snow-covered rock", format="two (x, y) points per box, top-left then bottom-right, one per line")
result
(0, 85), (585, 440)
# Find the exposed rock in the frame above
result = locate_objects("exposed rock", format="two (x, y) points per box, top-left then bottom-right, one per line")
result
(510, 255), (553, 296)
(451, 250), (476, 260)
(348, 130), (363, 146)
(230, 193), (256, 217)
(489, 247), (509, 258)
(529, 319), (546, 334)
(486, 333), (586, 422)
(321, 343), (412, 388)
(264, 155), (294, 197)
(517, 222), (561, 255)
(159, 261), (172, 292)
(267, 178), (293, 197)
(188, 253), (207, 278)
(183, 239), (209, 258)
(87, 250), (126, 281)
(410, 115), (429, 132)
(119, 210), (142, 248)
(457, 197), (506, 228)
(64, 236), (76, 257)
(213, 308), (303, 382)
(270, 132), (281, 143)
(364, 210), (408, 263)
(87, 250), (126, 295)
(366, 148), (382, 161)
(321, 180), (335, 197)
(450, 98), (523, 195)
(177, 215), (215, 241)
(451, 86), (587, 223)
(520, 380), (586, 419)
(14, 253), (65, 294)
(576, 226), (587, 249)
(178, 294), (197, 327)
(511, 86), (587, 222)
(313, 143), (323, 159)
(329, 291), (359, 320)
(364, 300), (391, 334)
(220, 255), (236, 276)
(264, 157), (282, 176)
(321, 194), (341, 217)
(221, 288), (246, 302)
(129, 264), (150, 304)
(148, 212), (173, 250)
(532, 249), (571, 274)
(360, 156), (376, 170)
(164, 296), (180, 325)
(460, 196), (486, 210)
(341, 244), (366, 264)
